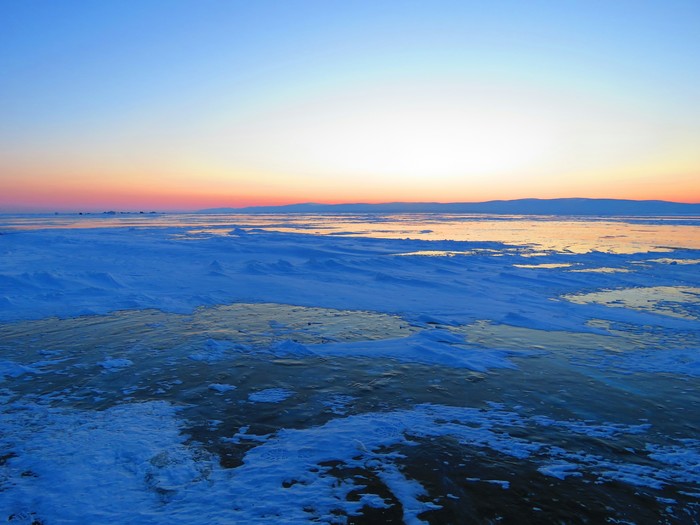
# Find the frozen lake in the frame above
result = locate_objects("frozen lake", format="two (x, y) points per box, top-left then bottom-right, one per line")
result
(4, 212), (700, 253)
(1, 213), (699, 523)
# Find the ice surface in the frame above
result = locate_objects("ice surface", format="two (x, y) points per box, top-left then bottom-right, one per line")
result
(0, 360), (37, 381)
(1, 214), (699, 523)
(565, 286), (700, 320)
(187, 339), (237, 363)
(248, 388), (294, 403)
(2, 399), (698, 523)
(208, 383), (237, 393)
(99, 357), (134, 370)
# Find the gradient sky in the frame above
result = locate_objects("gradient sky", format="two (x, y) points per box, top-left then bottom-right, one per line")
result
(2, 0), (699, 211)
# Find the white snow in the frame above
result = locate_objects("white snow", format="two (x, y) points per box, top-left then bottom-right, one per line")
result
(2, 399), (697, 523)
(248, 388), (294, 403)
(321, 394), (356, 415)
(208, 383), (237, 393)
(0, 360), (37, 381)
(538, 462), (583, 480)
(99, 357), (134, 370)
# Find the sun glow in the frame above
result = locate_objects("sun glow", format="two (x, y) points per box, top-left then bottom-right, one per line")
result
(206, 85), (561, 183)
(298, 105), (554, 179)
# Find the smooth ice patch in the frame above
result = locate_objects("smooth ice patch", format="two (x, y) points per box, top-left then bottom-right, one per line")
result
(569, 267), (632, 273)
(564, 286), (700, 319)
(395, 250), (480, 257)
(591, 347), (700, 377)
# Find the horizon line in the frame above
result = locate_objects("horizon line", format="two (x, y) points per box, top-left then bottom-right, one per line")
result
(3, 196), (700, 215)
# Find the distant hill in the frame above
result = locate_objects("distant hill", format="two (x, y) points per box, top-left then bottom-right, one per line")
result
(199, 198), (700, 216)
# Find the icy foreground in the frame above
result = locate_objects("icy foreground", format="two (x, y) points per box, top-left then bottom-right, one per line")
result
(1, 216), (699, 523)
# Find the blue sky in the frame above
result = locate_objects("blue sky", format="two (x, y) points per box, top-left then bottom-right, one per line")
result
(2, 0), (699, 210)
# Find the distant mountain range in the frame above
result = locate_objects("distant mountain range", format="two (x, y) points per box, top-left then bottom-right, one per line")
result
(199, 198), (700, 216)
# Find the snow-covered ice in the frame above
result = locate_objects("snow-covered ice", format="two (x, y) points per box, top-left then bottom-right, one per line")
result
(248, 388), (294, 403)
(1, 213), (699, 523)
(99, 357), (134, 370)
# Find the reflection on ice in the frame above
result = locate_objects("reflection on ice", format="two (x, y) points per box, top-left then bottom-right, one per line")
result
(569, 267), (632, 273)
(4, 212), (700, 253)
(513, 263), (573, 269)
(648, 258), (700, 265)
(395, 250), (484, 257)
(565, 286), (700, 320)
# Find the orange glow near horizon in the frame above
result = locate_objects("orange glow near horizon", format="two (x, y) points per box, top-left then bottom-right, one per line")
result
(3, 82), (699, 212)
(2, 163), (699, 213)
(3, 74), (700, 212)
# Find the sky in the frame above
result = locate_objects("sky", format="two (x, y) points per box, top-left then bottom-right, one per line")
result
(1, 0), (699, 212)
